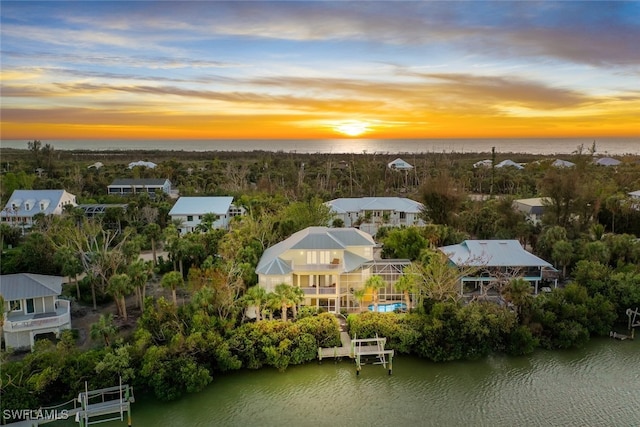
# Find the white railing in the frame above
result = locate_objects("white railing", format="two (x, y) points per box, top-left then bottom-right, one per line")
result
(4, 300), (71, 333)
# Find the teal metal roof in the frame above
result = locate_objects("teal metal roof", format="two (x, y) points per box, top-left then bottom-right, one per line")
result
(439, 240), (553, 268)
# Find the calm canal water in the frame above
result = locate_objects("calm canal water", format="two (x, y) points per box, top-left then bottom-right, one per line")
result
(58, 337), (639, 427)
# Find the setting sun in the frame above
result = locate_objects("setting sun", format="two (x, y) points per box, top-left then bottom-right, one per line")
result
(334, 121), (370, 137)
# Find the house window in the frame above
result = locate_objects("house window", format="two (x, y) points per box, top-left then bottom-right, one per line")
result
(26, 298), (35, 314)
(399, 212), (406, 220)
(187, 215), (193, 221)
(306, 251), (331, 264)
(10, 300), (21, 311)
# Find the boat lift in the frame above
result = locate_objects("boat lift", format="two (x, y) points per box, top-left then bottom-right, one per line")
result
(351, 334), (394, 375)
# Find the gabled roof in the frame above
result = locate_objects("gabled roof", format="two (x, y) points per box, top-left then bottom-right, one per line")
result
(0, 274), (64, 300)
(1, 189), (74, 218)
(326, 197), (423, 214)
(474, 159), (492, 168)
(169, 196), (234, 216)
(128, 160), (157, 169)
(256, 227), (375, 275)
(109, 178), (169, 187)
(552, 159), (576, 168)
(495, 160), (524, 169)
(439, 240), (552, 268)
(629, 190), (640, 198)
(387, 158), (413, 170)
(513, 197), (548, 215)
(595, 157), (621, 166)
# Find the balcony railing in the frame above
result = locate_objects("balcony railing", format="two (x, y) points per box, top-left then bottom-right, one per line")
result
(3, 300), (71, 333)
(294, 262), (342, 272)
(302, 286), (339, 295)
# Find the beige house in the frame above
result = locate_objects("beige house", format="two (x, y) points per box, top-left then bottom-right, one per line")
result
(256, 227), (409, 313)
(1, 274), (71, 350)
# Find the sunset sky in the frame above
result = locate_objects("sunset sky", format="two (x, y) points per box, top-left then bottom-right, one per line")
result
(1, 1), (639, 140)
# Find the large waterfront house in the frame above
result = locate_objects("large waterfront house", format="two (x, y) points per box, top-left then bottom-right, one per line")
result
(168, 196), (244, 234)
(1, 274), (71, 350)
(439, 240), (556, 296)
(256, 227), (410, 313)
(513, 197), (549, 225)
(107, 178), (171, 198)
(326, 197), (425, 236)
(0, 189), (77, 232)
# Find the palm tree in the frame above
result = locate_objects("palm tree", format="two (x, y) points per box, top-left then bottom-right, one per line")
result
(145, 223), (162, 266)
(393, 274), (415, 311)
(353, 288), (367, 310)
(128, 259), (152, 311)
(289, 286), (305, 319)
(243, 285), (268, 321)
(274, 283), (295, 322)
(161, 271), (184, 305)
(501, 278), (534, 324)
(107, 274), (133, 321)
(552, 240), (573, 278)
(264, 292), (280, 321)
(90, 313), (118, 347)
(54, 246), (84, 300)
(364, 275), (386, 312)
(196, 212), (219, 232)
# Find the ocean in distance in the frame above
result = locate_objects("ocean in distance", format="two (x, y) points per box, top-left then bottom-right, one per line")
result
(1, 137), (638, 155)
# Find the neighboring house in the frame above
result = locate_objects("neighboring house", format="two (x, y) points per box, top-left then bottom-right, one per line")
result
(326, 197), (425, 236)
(1, 274), (71, 350)
(128, 160), (157, 169)
(473, 159), (492, 168)
(107, 178), (171, 197)
(168, 196), (244, 234)
(256, 226), (409, 313)
(628, 190), (640, 200)
(495, 159), (524, 170)
(513, 197), (549, 225)
(595, 157), (621, 167)
(552, 159), (575, 168)
(77, 203), (128, 218)
(0, 189), (77, 231)
(387, 158), (413, 171)
(439, 240), (556, 295)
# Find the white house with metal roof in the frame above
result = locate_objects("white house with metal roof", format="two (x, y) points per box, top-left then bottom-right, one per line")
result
(326, 197), (425, 236)
(439, 240), (555, 296)
(1, 274), (71, 350)
(257, 227), (389, 313)
(169, 196), (244, 234)
(513, 197), (549, 225)
(387, 158), (413, 171)
(0, 189), (77, 231)
(107, 178), (171, 197)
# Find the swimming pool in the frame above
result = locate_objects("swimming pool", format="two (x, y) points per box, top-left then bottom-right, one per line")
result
(368, 302), (407, 312)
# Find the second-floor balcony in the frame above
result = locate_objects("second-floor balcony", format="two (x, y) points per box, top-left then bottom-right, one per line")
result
(302, 285), (340, 295)
(294, 261), (343, 272)
(3, 299), (71, 333)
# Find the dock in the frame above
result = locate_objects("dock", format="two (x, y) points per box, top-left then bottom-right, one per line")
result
(4, 380), (134, 427)
(318, 332), (394, 375)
